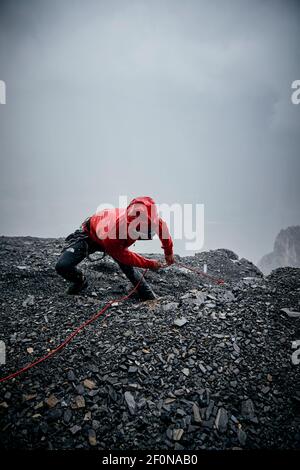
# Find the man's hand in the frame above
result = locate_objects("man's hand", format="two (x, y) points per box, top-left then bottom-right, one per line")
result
(165, 254), (175, 266)
(150, 260), (164, 270)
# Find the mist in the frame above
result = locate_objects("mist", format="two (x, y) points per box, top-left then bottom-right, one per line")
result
(0, 0), (299, 263)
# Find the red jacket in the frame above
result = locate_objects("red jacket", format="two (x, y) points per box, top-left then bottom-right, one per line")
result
(82, 197), (173, 269)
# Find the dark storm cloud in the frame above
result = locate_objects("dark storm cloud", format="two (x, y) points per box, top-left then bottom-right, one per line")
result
(0, 0), (299, 261)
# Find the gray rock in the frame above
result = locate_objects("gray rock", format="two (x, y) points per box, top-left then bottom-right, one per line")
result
(215, 408), (228, 433)
(124, 391), (136, 415)
(88, 428), (97, 446)
(206, 302), (216, 309)
(92, 420), (100, 430)
(241, 399), (255, 420)
(75, 384), (85, 395)
(192, 403), (202, 423)
(163, 302), (179, 312)
(174, 317), (188, 327)
(63, 409), (72, 424)
(222, 291), (236, 302)
(70, 425), (81, 435)
(67, 370), (76, 382)
(173, 429), (184, 441)
(280, 308), (300, 318)
(206, 400), (215, 420)
(238, 428), (247, 446)
(22, 295), (35, 307)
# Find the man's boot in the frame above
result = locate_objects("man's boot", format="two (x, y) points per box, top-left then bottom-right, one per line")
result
(137, 282), (157, 301)
(67, 275), (88, 295)
(117, 262), (157, 301)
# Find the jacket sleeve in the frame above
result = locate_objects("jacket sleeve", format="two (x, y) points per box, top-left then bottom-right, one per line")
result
(158, 218), (173, 256)
(105, 243), (159, 269)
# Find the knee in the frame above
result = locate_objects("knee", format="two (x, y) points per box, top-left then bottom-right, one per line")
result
(55, 258), (70, 276)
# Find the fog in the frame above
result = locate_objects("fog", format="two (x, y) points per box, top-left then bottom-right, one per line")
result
(0, 0), (299, 262)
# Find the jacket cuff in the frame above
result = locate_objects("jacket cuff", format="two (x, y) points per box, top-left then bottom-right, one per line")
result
(163, 246), (173, 256)
(147, 259), (158, 269)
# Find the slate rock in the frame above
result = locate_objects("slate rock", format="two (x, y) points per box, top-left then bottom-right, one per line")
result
(215, 408), (228, 433)
(124, 391), (136, 415)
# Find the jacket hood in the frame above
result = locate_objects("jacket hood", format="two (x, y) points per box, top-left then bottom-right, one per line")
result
(126, 197), (159, 227)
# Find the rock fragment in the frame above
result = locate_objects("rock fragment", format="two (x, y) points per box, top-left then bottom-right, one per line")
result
(124, 391), (136, 415)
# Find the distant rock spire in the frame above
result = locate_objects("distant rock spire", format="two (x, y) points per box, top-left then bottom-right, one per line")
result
(258, 226), (300, 274)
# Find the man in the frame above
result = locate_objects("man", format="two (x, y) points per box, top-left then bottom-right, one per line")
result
(55, 196), (174, 300)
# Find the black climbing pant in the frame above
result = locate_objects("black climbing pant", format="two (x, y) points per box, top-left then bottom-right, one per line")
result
(55, 229), (156, 300)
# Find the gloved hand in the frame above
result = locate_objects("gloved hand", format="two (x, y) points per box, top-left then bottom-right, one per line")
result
(165, 254), (175, 266)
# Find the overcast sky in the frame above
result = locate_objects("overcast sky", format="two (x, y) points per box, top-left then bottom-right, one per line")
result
(0, 0), (299, 263)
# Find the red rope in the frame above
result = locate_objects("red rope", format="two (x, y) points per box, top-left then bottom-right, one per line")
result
(0, 270), (148, 384)
(175, 261), (224, 285)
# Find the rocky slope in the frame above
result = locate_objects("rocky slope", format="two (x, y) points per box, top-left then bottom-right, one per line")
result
(258, 226), (300, 274)
(0, 236), (299, 450)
